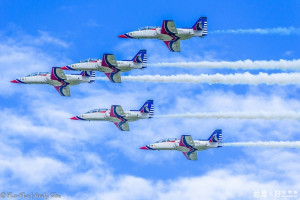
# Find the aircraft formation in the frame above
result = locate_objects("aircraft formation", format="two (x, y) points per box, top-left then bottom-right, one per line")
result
(11, 17), (287, 161)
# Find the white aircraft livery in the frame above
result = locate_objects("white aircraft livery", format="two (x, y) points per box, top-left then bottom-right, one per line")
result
(118, 17), (207, 52)
(140, 129), (222, 160)
(61, 50), (147, 83)
(11, 67), (95, 96)
(70, 100), (154, 131)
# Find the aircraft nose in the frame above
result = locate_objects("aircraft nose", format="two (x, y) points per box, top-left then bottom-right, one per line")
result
(118, 33), (130, 38)
(140, 145), (152, 150)
(70, 116), (80, 120)
(11, 79), (22, 83)
(61, 66), (71, 70)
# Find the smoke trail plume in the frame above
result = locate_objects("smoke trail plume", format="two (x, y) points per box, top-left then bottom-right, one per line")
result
(155, 112), (300, 120)
(152, 59), (300, 70)
(97, 73), (300, 85)
(223, 141), (300, 148)
(211, 26), (300, 35)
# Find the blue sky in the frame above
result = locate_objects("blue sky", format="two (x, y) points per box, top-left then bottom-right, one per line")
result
(1, 0), (300, 199)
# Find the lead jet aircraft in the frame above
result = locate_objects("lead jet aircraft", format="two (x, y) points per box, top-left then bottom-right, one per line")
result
(61, 50), (147, 83)
(70, 100), (154, 131)
(118, 17), (207, 52)
(140, 129), (222, 160)
(11, 67), (95, 96)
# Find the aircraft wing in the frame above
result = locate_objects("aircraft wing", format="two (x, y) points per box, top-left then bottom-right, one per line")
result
(104, 71), (121, 83)
(110, 105), (125, 117)
(182, 151), (198, 160)
(179, 135), (195, 148)
(113, 121), (130, 131)
(51, 67), (67, 81)
(54, 85), (70, 96)
(163, 39), (181, 52)
(101, 54), (121, 83)
(161, 20), (178, 35)
(101, 54), (118, 68)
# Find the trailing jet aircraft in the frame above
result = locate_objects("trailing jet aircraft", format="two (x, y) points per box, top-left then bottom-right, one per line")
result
(61, 50), (147, 83)
(140, 129), (222, 160)
(118, 17), (207, 52)
(10, 67), (95, 96)
(70, 100), (154, 131)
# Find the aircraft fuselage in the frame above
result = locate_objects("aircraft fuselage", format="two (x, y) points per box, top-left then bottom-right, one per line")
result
(145, 139), (218, 151)
(75, 110), (150, 122)
(125, 27), (204, 41)
(12, 74), (92, 86)
(64, 60), (144, 73)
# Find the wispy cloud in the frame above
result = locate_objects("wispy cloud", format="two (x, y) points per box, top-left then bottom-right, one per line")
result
(97, 72), (300, 85)
(152, 59), (300, 70)
(212, 26), (300, 35)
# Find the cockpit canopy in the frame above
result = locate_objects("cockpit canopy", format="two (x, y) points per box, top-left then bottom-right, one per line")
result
(79, 58), (99, 63)
(137, 26), (158, 31)
(85, 109), (108, 114)
(155, 138), (177, 143)
(25, 72), (49, 77)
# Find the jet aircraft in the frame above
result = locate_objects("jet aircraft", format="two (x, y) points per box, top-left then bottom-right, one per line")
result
(61, 50), (147, 83)
(70, 100), (154, 131)
(140, 129), (222, 160)
(11, 67), (95, 96)
(118, 17), (207, 52)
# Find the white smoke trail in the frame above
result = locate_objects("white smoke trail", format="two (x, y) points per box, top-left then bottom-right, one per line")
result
(152, 59), (300, 70)
(211, 26), (300, 35)
(97, 73), (300, 85)
(223, 141), (300, 148)
(155, 112), (300, 120)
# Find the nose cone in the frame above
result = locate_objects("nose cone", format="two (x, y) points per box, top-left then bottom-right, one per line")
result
(118, 33), (131, 38)
(61, 66), (71, 70)
(11, 79), (22, 83)
(70, 116), (81, 120)
(140, 145), (153, 150)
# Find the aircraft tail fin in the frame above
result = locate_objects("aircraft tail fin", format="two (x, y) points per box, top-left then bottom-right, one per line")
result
(192, 17), (207, 36)
(132, 50), (147, 68)
(80, 71), (96, 83)
(208, 129), (222, 147)
(139, 100), (154, 118)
